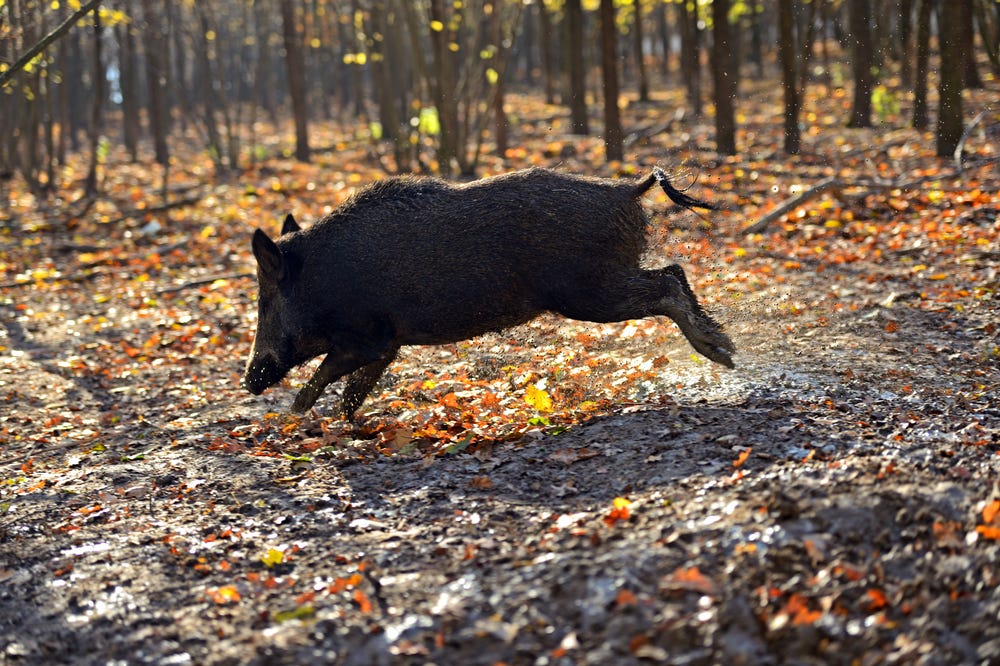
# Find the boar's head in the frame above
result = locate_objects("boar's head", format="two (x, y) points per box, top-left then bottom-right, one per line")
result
(242, 214), (328, 395)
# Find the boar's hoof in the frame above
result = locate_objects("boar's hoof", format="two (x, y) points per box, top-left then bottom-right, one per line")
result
(291, 386), (322, 414)
(685, 315), (736, 369)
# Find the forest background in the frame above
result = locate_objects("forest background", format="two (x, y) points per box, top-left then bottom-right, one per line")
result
(1, 1), (999, 664)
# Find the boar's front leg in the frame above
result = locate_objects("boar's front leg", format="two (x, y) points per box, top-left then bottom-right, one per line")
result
(291, 354), (350, 414)
(289, 347), (385, 414)
(341, 348), (399, 421)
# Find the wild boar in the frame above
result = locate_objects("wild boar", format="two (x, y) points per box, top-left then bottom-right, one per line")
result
(243, 166), (734, 418)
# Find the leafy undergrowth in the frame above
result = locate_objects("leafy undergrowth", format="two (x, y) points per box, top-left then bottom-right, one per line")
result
(2, 83), (999, 664)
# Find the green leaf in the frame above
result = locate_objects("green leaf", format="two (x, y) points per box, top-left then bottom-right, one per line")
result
(418, 107), (440, 136)
(273, 605), (315, 623)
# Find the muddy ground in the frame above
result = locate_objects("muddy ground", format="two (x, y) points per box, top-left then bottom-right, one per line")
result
(2, 168), (1000, 665)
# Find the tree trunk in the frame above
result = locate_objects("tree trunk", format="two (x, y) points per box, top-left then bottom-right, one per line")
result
(427, 0), (460, 173)
(196, 5), (223, 169)
(912, 0), (931, 129)
(118, 11), (139, 163)
(599, 0), (623, 162)
(141, 0), (169, 168)
(899, 0), (914, 87)
(490, 7), (509, 158)
(937, 1), (965, 156)
(84, 5), (102, 195)
(679, 0), (702, 116)
(846, 0), (873, 128)
(960, 0), (983, 87)
(712, 0), (736, 155)
(566, 0), (589, 134)
(538, 1), (557, 103)
(778, 0), (801, 154)
(280, 0), (310, 162)
(656, 3), (671, 80)
(632, 0), (649, 102)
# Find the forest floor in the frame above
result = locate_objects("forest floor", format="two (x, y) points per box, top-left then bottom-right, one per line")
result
(2, 84), (999, 665)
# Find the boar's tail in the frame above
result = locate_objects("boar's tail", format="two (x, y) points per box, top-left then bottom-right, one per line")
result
(636, 166), (718, 211)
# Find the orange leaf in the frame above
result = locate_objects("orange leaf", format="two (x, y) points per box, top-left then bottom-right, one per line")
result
(353, 589), (373, 614)
(208, 585), (241, 604)
(733, 448), (751, 468)
(983, 500), (1000, 525)
(616, 589), (638, 606)
(663, 566), (718, 596)
(976, 525), (1000, 541)
(784, 593), (822, 625)
(865, 588), (888, 611)
(439, 392), (461, 409)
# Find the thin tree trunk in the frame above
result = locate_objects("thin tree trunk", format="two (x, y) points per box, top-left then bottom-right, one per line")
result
(118, 12), (139, 162)
(679, 0), (702, 116)
(566, 0), (589, 134)
(899, 0), (914, 87)
(279, 0), (310, 161)
(960, 0), (983, 87)
(632, 0), (649, 102)
(428, 0), (460, 173)
(537, 1), (557, 103)
(142, 0), (169, 168)
(847, 0), (873, 128)
(84, 5), (102, 195)
(937, 1), (965, 156)
(196, 5), (223, 168)
(912, 0), (931, 129)
(711, 0), (736, 155)
(779, 0), (800, 155)
(599, 0), (623, 162)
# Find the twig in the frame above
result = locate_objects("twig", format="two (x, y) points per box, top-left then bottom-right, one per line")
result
(954, 110), (987, 171)
(0, 0), (102, 88)
(742, 177), (843, 235)
(100, 194), (204, 226)
(155, 273), (255, 296)
(743, 156), (1000, 235)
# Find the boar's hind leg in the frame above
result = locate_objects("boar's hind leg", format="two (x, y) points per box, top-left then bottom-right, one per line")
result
(555, 264), (735, 368)
(341, 348), (400, 421)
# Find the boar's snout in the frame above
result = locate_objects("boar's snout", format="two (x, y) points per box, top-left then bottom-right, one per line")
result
(242, 354), (287, 395)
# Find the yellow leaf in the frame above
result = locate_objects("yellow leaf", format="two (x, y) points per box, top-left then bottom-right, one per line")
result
(612, 497), (632, 511)
(261, 548), (284, 567)
(524, 384), (552, 412)
(429, 20), (444, 31)
(200, 225), (216, 239)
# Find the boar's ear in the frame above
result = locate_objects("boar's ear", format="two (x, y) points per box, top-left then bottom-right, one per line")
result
(252, 229), (285, 282)
(281, 214), (301, 236)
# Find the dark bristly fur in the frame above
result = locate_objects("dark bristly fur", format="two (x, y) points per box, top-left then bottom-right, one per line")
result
(243, 167), (734, 419)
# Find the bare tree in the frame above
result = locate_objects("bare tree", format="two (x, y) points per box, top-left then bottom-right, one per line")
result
(778, 0), (801, 154)
(712, 0), (737, 155)
(847, 0), (874, 128)
(566, 0), (589, 134)
(280, 0), (310, 162)
(937, 0), (965, 156)
(912, 0), (932, 129)
(599, 0), (622, 161)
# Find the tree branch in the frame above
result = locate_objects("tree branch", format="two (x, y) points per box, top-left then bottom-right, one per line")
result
(0, 0), (102, 89)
